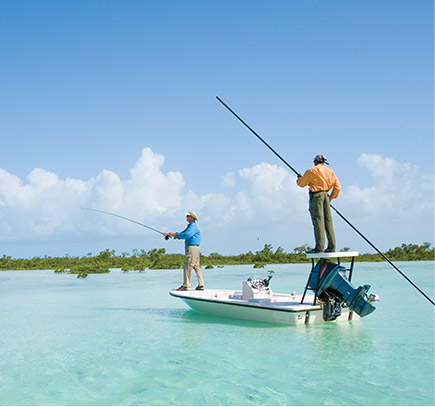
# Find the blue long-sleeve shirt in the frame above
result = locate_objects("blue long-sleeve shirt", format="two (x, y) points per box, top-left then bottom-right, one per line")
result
(176, 221), (201, 246)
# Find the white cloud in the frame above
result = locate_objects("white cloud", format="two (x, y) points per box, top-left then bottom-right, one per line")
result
(238, 162), (305, 215)
(221, 172), (236, 187)
(0, 150), (432, 256)
(342, 153), (433, 219)
(125, 147), (185, 215)
(0, 148), (185, 242)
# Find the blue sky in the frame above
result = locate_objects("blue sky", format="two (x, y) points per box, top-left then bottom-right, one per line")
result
(0, 0), (433, 258)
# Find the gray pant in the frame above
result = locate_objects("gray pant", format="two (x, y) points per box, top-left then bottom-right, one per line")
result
(309, 191), (336, 252)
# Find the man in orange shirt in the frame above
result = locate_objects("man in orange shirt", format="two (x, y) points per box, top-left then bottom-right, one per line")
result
(296, 154), (341, 253)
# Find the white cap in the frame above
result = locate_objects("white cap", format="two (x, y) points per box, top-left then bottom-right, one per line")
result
(186, 211), (198, 221)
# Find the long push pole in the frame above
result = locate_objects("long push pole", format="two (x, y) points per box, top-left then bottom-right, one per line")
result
(216, 96), (434, 306)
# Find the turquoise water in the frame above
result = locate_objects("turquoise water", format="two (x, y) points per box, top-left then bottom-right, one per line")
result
(0, 261), (433, 406)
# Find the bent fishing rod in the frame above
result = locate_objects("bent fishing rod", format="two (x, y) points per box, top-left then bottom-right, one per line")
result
(80, 207), (170, 240)
(216, 96), (435, 306)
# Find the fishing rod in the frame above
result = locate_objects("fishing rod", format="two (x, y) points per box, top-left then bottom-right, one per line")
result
(216, 96), (435, 306)
(80, 207), (170, 240)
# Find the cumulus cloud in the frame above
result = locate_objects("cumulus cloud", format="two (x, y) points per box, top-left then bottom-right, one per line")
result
(238, 162), (304, 215)
(0, 148), (185, 242)
(221, 172), (236, 187)
(342, 153), (433, 219)
(196, 162), (307, 233)
(0, 150), (432, 255)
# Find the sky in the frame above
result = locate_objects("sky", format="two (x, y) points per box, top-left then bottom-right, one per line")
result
(0, 0), (433, 258)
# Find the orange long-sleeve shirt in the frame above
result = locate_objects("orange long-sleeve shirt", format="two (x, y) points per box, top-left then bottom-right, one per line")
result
(296, 163), (341, 200)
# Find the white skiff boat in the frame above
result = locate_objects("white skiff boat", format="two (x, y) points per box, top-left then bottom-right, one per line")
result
(170, 252), (379, 325)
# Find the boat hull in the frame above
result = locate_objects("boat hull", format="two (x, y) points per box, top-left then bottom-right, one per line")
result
(170, 289), (358, 325)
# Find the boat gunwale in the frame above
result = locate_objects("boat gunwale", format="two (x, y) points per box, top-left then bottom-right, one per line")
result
(169, 289), (322, 313)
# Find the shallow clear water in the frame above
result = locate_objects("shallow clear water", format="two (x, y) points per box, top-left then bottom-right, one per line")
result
(0, 261), (433, 406)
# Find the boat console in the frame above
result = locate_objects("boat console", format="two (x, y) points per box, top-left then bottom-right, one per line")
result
(242, 273), (273, 301)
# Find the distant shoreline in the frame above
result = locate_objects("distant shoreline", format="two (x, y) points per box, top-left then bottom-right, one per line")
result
(1, 243), (433, 275)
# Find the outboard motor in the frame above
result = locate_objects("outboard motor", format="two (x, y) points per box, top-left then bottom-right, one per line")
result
(309, 259), (377, 320)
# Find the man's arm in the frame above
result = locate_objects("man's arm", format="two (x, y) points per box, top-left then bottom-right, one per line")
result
(296, 169), (312, 188)
(329, 174), (341, 200)
(163, 224), (193, 239)
(176, 223), (196, 240)
(163, 232), (178, 238)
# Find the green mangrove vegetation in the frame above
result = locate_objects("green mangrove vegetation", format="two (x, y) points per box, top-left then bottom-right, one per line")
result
(0, 242), (433, 278)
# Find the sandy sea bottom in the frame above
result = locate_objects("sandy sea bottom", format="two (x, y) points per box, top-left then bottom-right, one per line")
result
(0, 261), (434, 406)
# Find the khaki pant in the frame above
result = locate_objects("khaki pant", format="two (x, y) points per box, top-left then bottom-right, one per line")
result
(309, 191), (336, 252)
(182, 245), (204, 288)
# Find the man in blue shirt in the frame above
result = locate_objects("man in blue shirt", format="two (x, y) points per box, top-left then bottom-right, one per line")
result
(164, 211), (204, 291)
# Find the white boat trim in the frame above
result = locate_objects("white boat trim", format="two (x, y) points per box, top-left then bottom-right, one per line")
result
(170, 289), (358, 325)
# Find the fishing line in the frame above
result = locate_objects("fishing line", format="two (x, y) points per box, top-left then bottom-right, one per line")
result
(216, 96), (434, 306)
(80, 207), (170, 240)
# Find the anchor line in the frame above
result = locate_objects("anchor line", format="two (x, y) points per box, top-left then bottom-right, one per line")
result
(216, 96), (435, 307)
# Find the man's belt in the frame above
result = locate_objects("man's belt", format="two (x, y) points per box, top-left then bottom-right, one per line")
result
(310, 190), (328, 195)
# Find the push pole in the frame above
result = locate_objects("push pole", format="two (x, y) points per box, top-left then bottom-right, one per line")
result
(216, 96), (435, 306)
(216, 96), (299, 177)
(330, 205), (434, 305)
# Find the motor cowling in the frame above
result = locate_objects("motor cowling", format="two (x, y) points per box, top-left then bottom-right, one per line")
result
(313, 260), (377, 319)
